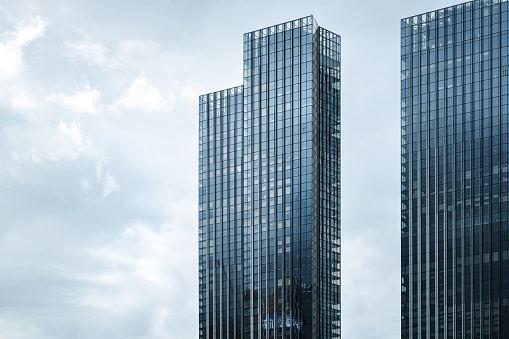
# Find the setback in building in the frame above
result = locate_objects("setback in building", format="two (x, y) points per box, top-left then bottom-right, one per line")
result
(198, 15), (341, 338)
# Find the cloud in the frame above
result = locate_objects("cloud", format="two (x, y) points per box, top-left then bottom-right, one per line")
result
(96, 161), (120, 198)
(0, 317), (42, 339)
(79, 161), (120, 200)
(93, 223), (175, 286)
(69, 221), (198, 337)
(46, 83), (102, 114)
(112, 74), (175, 112)
(111, 39), (161, 70)
(10, 120), (92, 166)
(64, 35), (158, 70)
(10, 90), (38, 111)
(0, 15), (46, 81)
(180, 83), (198, 104)
(64, 33), (109, 66)
(55, 120), (90, 160)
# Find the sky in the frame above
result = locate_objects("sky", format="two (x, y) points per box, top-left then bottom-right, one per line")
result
(0, 0), (462, 338)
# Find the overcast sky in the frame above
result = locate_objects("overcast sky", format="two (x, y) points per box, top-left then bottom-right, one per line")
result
(0, 0), (461, 338)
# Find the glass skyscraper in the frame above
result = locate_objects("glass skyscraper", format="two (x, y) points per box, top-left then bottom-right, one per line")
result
(198, 16), (341, 338)
(401, 1), (509, 338)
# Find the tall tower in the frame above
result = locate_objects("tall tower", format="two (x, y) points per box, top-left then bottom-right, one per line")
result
(198, 16), (341, 338)
(401, 1), (509, 338)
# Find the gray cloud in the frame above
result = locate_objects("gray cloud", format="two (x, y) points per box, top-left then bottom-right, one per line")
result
(0, 0), (460, 338)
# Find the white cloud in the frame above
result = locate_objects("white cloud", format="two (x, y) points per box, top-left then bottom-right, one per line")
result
(78, 161), (120, 201)
(102, 174), (119, 198)
(14, 17), (46, 46)
(10, 120), (91, 165)
(112, 74), (175, 112)
(10, 90), (38, 111)
(95, 161), (120, 198)
(82, 221), (195, 298)
(46, 83), (102, 114)
(55, 120), (89, 160)
(75, 221), (197, 323)
(0, 15), (46, 81)
(80, 176), (92, 191)
(180, 83), (198, 104)
(64, 33), (109, 66)
(93, 223), (175, 286)
(64, 35), (160, 70)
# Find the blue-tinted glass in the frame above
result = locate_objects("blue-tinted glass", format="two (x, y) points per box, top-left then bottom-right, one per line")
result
(402, 2), (509, 338)
(199, 16), (340, 339)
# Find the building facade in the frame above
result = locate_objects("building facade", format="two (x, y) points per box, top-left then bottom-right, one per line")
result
(199, 16), (341, 338)
(401, 1), (509, 338)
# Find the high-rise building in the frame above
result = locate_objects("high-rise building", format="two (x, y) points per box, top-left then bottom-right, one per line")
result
(198, 16), (341, 338)
(401, 1), (509, 338)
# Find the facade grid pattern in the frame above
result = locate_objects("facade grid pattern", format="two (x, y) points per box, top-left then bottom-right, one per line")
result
(199, 15), (341, 339)
(315, 27), (341, 338)
(401, 1), (509, 338)
(199, 87), (244, 338)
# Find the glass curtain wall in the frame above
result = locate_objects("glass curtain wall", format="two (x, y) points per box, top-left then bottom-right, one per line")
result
(200, 15), (340, 339)
(243, 16), (318, 338)
(315, 27), (341, 338)
(402, 1), (509, 338)
(199, 87), (245, 338)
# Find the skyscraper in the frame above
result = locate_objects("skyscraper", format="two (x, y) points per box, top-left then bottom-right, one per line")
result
(198, 16), (341, 338)
(401, 1), (509, 338)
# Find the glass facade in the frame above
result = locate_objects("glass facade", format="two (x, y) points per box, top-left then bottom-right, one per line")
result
(401, 1), (509, 338)
(199, 16), (341, 339)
